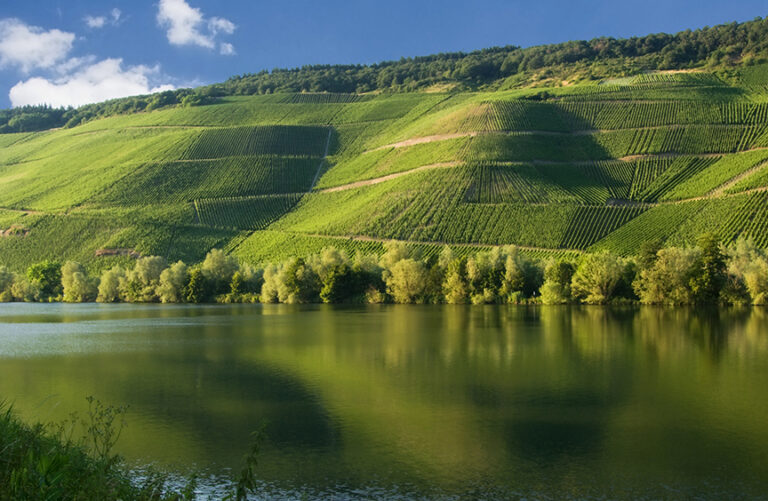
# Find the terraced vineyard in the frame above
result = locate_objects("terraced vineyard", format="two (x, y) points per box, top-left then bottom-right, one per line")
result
(2, 65), (768, 270)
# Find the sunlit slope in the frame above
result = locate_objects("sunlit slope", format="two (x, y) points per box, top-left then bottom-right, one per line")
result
(2, 71), (768, 270)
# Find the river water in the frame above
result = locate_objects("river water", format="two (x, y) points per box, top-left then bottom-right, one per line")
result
(1, 303), (767, 499)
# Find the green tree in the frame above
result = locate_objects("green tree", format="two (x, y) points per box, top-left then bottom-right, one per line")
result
(540, 260), (575, 305)
(123, 256), (166, 302)
(157, 261), (188, 303)
(185, 269), (210, 304)
(385, 259), (427, 304)
(689, 233), (727, 304)
(571, 252), (624, 304)
(442, 258), (469, 304)
(634, 247), (700, 305)
(97, 266), (125, 303)
(201, 249), (239, 295)
(27, 261), (62, 299)
(61, 261), (97, 303)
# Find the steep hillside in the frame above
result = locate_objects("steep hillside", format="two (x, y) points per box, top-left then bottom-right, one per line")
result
(2, 70), (768, 271)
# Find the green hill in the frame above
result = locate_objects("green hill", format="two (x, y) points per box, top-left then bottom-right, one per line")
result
(2, 34), (768, 272)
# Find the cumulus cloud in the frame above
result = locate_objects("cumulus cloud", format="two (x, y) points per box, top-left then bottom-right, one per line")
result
(10, 58), (175, 108)
(157, 0), (235, 52)
(0, 18), (75, 73)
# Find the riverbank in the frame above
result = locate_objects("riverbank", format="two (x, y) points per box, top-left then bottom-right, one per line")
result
(1, 234), (768, 307)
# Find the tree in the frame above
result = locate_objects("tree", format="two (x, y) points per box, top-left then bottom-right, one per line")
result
(185, 269), (210, 304)
(123, 256), (166, 302)
(27, 261), (62, 299)
(157, 261), (188, 303)
(571, 252), (624, 304)
(201, 249), (239, 295)
(442, 258), (469, 304)
(540, 260), (575, 305)
(743, 257), (768, 305)
(637, 239), (663, 271)
(385, 259), (427, 304)
(319, 264), (356, 303)
(281, 258), (320, 304)
(689, 233), (727, 304)
(97, 266), (125, 303)
(61, 261), (97, 302)
(0, 266), (14, 302)
(634, 247), (700, 305)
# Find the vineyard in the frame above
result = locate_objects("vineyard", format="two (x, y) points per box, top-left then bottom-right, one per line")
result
(2, 64), (768, 272)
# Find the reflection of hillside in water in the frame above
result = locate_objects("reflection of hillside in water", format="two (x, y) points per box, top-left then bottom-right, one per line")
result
(0, 304), (767, 498)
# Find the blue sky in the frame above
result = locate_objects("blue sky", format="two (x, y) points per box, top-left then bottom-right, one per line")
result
(0, 0), (766, 108)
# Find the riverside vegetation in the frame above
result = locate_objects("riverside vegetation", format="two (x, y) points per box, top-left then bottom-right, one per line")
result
(0, 398), (265, 500)
(1, 235), (767, 305)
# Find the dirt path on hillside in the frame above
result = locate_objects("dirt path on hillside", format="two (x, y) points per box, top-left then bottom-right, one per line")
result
(318, 162), (461, 193)
(0, 207), (43, 216)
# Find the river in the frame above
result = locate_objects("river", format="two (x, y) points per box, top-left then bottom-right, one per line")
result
(1, 304), (767, 499)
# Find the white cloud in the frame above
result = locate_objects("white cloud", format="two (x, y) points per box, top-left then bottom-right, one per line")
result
(9, 58), (175, 108)
(219, 42), (235, 56)
(157, 0), (235, 53)
(209, 17), (235, 36)
(84, 8), (122, 29)
(0, 18), (75, 73)
(84, 16), (106, 29)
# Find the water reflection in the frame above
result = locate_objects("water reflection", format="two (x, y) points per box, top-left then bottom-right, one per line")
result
(1, 304), (767, 498)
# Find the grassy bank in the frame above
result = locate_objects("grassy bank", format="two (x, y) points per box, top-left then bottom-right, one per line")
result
(0, 400), (196, 500)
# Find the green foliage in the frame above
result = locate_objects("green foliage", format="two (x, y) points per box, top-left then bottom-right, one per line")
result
(27, 260), (62, 299)
(157, 262), (189, 303)
(61, 262), (97, 303)
(689, 233), (728, 303)
(185, 269), (210, 304)
(540, 260), (576, 305)
(97, 267), (125, 303)
(571, 252), (627, 304)
(0, 399), (188, 500)
(634, 247), (701, 305)
(385, 259), (428, 304)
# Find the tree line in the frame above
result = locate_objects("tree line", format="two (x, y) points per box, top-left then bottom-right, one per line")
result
(0, 89), (217, 133)
(3, 17), (768, 134)
(1, 234), (767, 306)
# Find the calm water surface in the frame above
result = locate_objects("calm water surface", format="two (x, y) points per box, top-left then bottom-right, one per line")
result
(1, 303), (768, 499)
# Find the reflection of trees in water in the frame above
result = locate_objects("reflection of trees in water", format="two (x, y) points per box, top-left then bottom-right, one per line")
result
(633, 307), (767, 363)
